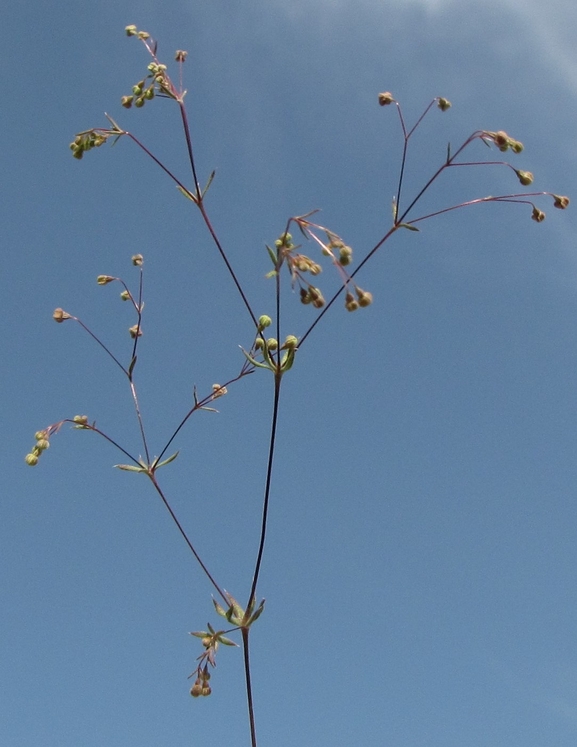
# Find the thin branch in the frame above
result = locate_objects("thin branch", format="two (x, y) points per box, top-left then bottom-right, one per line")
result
(242, 628), (258, 747)
(178, 102), (202, 199)
(248, 373), (282, 605)
(149, 474), (227, 603)
(155, 366), (254, 464)
(73, 317), (128, 375)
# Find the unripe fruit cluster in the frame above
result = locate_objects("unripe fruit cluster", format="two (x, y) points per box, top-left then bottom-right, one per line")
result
(25, 431), (50, 467)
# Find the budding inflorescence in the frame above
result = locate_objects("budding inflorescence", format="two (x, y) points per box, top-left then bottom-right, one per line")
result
(532, 206), (546, 223)
(515, 169), (534, 186)
(189, 620), (239, 698)
(345, 286), (373, 312)
(25, 430), (50, 466)
(553, 194), (570, 209)
(53, 307), (72, 323)
(121, 26), (186, 107)
(25, 417), (89, 467)
(69, 130), (110, 160)
(287, 217), (374, 313)
(482, 130), (524, 154)
(378, 91), (395, 106)
(190, 664), (212, 698)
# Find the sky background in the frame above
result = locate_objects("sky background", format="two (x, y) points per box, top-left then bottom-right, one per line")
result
(2, 0), (577, 745)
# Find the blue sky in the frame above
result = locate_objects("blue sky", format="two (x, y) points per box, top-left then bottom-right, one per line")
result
(3, 1), (577, 745)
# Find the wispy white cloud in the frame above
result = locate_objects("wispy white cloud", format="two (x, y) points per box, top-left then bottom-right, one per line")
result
(267, 0), (577, 96)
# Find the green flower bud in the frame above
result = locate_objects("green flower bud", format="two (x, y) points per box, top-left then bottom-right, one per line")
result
(120, 290), (131, 301)
(531, 206), (546, 223)
(125, 25), (138, 36)
(34, 431), (47, 441)
(53, 308), (71, 323)
(144, 87), (155, 100)
(493, 131), (510, 150)
(516, 170), (534, 186)
(121, 95), (133, 108)
(255, 338), (265, 350)
(212, 384), (227, 398)
(266, 338), (278, 351)
(129, 324), (142, 338)
(309, 287), (325, 307)
(190, 681), (202, 697)
(73, 415), (88, 425)
(97, 275), (115, 285)
(437, 97), (451, 111)
(175, 50), (188, 62)
(511, 140), (524, 154)
(553, 194), (570, 209)
(35, 439), (50, 451)
(356, 287), (373, 307)
(132, 84), (143, 96)
(258, 315), (272, 329)
(132, 254), (144, 266)
(282, 335), (298, 349)
(134, 96), (145, 108)
(378, 92), (395, 106)
(339, 246), (353, 266)
(310, 263), (322, 275)
(201, 685), (212, 696)
(345, 291), (359, 312)
(25, 453), (39, 466)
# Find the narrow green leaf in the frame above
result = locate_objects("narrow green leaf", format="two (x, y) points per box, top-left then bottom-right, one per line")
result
(217, 635), (239, 647)
(177, 185), (198, 204)
(266, 244), (278, 266)
(152, 450), (180, 470)
(213, 599), (228, 618)
(397, 222), (420, 232)
(190, 630), (209, 639)
(247, 599), (266, 626)
(128, 355), (137, 377)
(201, 170), (216, 198)
(114, 463), (147, 472)
(104, 112), (123, 132)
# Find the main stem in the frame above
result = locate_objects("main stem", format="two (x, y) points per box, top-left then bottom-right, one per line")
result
(242, 628), (258, 747)
(248, 373), (283, 606)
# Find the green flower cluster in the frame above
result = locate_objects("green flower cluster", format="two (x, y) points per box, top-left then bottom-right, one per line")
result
(69, 130), (109, 160)
(25, 431), (50, 466)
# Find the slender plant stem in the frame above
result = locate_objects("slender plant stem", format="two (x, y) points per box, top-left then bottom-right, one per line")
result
(155, 367), (253, 464)
(248, 373), (282, 605)
(178, 103), (202, 199)
(299, 225), (398, 347)
(125, 132), (260, 330)
(128, 380), (151, 464)
(74, 318), (127, 375)
(197, 201), (261, 330)
(72, 422), (141, 466)
(149, 475), (227, 602)
(241, 628), (258, 747)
